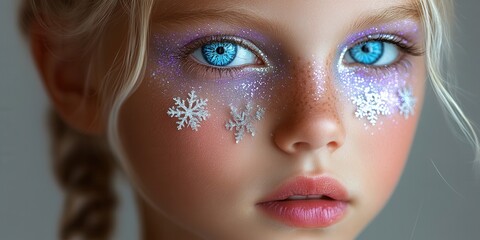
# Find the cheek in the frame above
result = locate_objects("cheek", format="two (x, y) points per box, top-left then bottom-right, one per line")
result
(340, 57), (426, 216)
(116, 80), (259, 224)
(367, 123), (416, 214)
(338, 108), (420, 224)
(357, 107), (420, 212)
(362, 121), (416, 191)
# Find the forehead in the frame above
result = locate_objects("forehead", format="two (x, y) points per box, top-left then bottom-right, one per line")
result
(151, 0), (419, 52)
(152, 0), (419, 26)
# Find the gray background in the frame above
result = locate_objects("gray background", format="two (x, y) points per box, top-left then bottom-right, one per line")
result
(1, 0), (479, 239)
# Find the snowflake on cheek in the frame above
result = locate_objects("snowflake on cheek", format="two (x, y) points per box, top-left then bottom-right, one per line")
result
(167, 90), (210, 131)
(225, 103), (265, 143)
(351, 87), (391, 126)
(397, 87), (416, 119)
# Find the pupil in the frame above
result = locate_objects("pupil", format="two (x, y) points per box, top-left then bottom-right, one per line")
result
(361, 45), (370, 53)
(216, 47), (225, 54)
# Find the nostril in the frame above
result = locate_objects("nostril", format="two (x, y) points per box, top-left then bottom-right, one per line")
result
(291, 142), (311, 152)
(327, 141), (340, 151)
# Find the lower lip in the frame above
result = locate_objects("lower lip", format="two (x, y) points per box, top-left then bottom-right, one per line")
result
(258, 199), (348, 228)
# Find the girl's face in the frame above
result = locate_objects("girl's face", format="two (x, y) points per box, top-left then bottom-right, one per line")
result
(115, 0), (425, 239)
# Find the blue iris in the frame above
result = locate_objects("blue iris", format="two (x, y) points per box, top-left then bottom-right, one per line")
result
(201, 42), (238, 66)
(348, 41), (384, 65)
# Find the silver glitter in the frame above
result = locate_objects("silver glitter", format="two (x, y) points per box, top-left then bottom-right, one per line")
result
(351, 87), (392, 126)
(167, 90), (210, 131)
(311, 60), (327, 101)
(397, 87), (416, 119)
(225, 103), (265, 143)
(334, 20), (420, 128)
(149, 28), (285, 107)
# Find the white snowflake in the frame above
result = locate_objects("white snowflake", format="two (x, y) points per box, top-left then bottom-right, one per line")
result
(167, 90), (209, 131)
(351, 87), (391, 126)
(225, 103), (265, 143)
(397, 87), (416, 119)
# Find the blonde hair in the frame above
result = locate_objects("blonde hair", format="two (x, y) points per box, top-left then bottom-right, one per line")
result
(19, 0), (479, 239)
(418, 0), (480, 167)
(20, 0), (154, 239)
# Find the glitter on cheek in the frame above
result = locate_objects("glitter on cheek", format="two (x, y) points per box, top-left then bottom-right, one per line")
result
(336, 50), (415, 128)
(147, 30), (286, 109)
(225, 102), (265, 143)
(167, 90), (210, 131)
(333, 20), (421, 129)
(397, 86), (416, 119)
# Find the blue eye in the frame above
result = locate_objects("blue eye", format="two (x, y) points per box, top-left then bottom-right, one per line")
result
(349, 41), (383, 64)
(201, 42), (238, 66)
(345, 40), (399, 66)
(192, 41), (258, 68)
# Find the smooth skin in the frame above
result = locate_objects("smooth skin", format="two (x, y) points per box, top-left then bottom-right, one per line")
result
(32, 0), (426, 239)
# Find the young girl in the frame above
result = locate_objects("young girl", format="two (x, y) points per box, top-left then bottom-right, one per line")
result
(19, 0), (479, 239)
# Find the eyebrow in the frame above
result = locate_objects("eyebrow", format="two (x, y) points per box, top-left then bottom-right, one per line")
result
(347, 1), (421, 33)
(152, 2), (421, 35)
(152, 7), (279, 34)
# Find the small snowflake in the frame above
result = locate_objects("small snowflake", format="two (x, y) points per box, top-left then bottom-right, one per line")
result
(397, 87), (416, 119)
(167, 90), (209, 131)
(351, 87), (391, 126)
(225, 103), (265, 143)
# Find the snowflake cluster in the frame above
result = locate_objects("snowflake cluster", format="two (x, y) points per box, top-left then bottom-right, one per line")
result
(167, 90), (210, 131)
(225, 103), (265, 143)
(351, 87), (391, 126)
(352, 86), (417, 126)
(397, 87), (416, 119)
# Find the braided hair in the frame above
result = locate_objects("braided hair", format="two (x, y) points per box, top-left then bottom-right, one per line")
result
(20, 0), (156, 238)
(50, 110), (117, 239)
(21, 1), (120, 239)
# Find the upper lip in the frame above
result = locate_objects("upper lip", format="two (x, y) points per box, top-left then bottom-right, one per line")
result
(257, 175), (349, 203)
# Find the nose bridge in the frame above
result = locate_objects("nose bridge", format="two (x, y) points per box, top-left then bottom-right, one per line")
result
(288, 59), (337, 119)
(273, 58), (345, 154)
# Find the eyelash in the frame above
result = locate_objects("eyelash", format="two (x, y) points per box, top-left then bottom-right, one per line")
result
(176, 35), (268, 79)
(343, 33), (424, 70)
(175, 33), (423, 78)
(365, 34), (422, 55)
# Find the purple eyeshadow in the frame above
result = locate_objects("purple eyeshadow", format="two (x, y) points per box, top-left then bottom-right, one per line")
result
(335, 20), (420, 127)
(149, 19), (420, 128)
(148, 27), (285, 108)
(342, 20), (420, 46)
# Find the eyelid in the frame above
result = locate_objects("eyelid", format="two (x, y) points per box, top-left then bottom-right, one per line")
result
(340, 33), (424, 71)
(345, 33), (424, 57)
(179, 35), (271, 69)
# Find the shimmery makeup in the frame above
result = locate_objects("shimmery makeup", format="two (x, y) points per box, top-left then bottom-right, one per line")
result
(225, 102), (265, 143)
(351, 86), (394, 126)
(148, 26), (286, 109)
(397, 86), (416, 119)
(309, 60), (328, 101)
(335, 20), (420, 127)
(167, 90), (210, 131)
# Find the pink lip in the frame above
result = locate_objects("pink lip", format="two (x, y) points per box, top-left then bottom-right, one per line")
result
(257, 176), (349, 228)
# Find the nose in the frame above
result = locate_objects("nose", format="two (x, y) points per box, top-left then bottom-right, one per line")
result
(272, 62), (345, 155)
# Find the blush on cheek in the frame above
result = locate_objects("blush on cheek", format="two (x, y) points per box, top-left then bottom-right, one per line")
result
(358, 118), (417, 209)
(117, 84), (260, 224)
